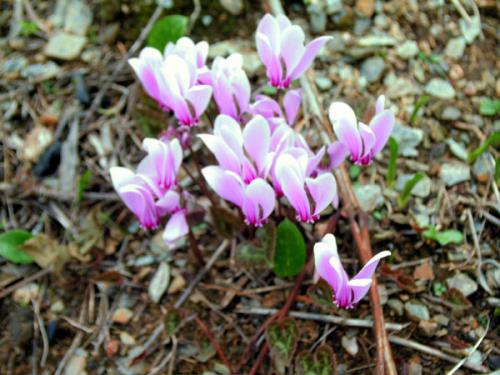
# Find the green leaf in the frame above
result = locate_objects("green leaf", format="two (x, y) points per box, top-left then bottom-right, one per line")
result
(77, 170), (92, 202)
(267, 319), (298, 374)
(410, 95), (429, 126)
(386, 137), (398, 188)
(397, 172), (426, 208)
(467, 131), (500, 163)
(433, 282), (447, 297)
(147, 15), (188, 52)
(20, 20), (38, 37)
(273, 219), (306, 277)
(422, 227), (464, 246)
(0, 230), (34, 264)
(348, 165), (361, 180)
(479, 98), (500, 116)
(494, 157), (500, 183)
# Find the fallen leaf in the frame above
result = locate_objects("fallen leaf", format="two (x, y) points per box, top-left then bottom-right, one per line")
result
(19, 234), (69, 271)
(413, 262), (434, 281)
(149, 262), (170, 303)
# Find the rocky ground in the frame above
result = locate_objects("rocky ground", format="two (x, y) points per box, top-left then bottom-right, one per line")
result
(0, 0), (499, 374)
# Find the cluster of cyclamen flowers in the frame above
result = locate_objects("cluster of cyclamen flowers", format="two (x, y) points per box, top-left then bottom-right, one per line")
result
(111, 14), (395, 309)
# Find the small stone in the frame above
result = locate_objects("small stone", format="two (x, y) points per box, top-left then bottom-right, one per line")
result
(449, 64), (464, 80)
(22, 125), (54, 162)
(440, 106), (461, 121)
(64, 0), (92, 35)
(331, 8), (355, 29)
(120, 331), (136, 346)
(396, 174), (431, 198)
(387, 299), (404, 316)
(444, 37), (466, 59)
(1, 56), (28, 79)
(308, 4), (327, 33)
(106, 339), (120, 357)
(419, 320), (438, 337)
(149, 262), (170, 303)
(440, 162), (471, 186)
(385, 74), (419, 98)
(21, 62), (61, 82)
(405, 300), (430, 321)
(414, 262), (434, 280)
(112, 308), (134, 324)
(391, 123), (424, 157)
(429, 121), (445, 142)
(354, 184), (384, 211)
(341, 336), (359, 356)
(51, 300), (65, 313)
(358, 34), (397, 47)
(353, 17), (371, 35)
(81, 48), (102, 66)
(446, 273), (478, 297)
(355, 0), (374, 17)
(13, 283), (39, 305)
(446, 139), (468, 161)
(425, 78), (456, 99)
(315, 76), (333, 91)
(168, 273), (186, 294)
(99, 23), (120, 45)
(432, 314), (450, 326)
(360, 56), (385, 83)
(472, 153), (495, 183)
(397, 40), (419, 59)
(64, 348), (87, 375)
(44, 32), (87, 61)
(219, 0), (243, 15)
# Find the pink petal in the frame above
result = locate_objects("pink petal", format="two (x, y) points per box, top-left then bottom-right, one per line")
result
(280, 25), (305, 77)
(110, 167), (135, 190)
(196, 41), (209, 68)
(163, 210), (188, 243)
(348, 278), (373, 305)
(359, 123), (376, 158)
(213, 115), (244, 159)
(306, 173), (337, 217)
(257, 14), (280, 51)
(283, 89), (302, 125)
(375, 95), (385, 115)
(251, 96), (282, 119)
(313, 234), (340, 288)
(242, 178), (276, 225)
(333, 116), (362, 160)
(155, 190), (181, 216)
(198, 134), (241, 173)
(276, 14), (291, 31)
(370, 110), (395, 155)
(327, 252), (349, 300)
(119, 185), (159, 229)
(327, 142), (350, 168)
(243, 115), (270, 174)
(186, 85), (212, 118)
(201, 166), (244, 207)
(289, 36), (332, 81)
(328, 102), (357, 128)
(275, 153), (310, 222)
(352, 250), (391, 281)
(306, 147), (325, 177)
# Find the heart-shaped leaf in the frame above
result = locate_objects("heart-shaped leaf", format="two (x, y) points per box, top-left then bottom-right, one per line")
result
(147, 15), (188, 52)
(273, 219), (306, 277)
(0, 230), (34, 264)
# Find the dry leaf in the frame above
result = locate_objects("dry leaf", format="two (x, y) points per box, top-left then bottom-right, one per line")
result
(19, 234), (69, 272)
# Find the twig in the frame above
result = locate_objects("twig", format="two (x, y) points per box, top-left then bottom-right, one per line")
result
(174, 240), (229, 308)
(466, 209), (493, 295)
(187, 0), (201, 34)
(389, 335), (489, 373)
(0, 267), (52, 300)
(446, 317), (489, 374)
(82, 5), (163, 127)
(32, 298), (49, 368)
(235, 307), (409, 331)
(195, 316), (234, 373)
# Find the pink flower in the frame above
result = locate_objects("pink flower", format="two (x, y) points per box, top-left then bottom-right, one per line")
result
(208, 53), (251, 120)
(129, 49), (212, 126)
(201, 166), (275, 226)
(109, 138), (188, 243)
(251, 89), (302, 128)
(275, 152), (338, 223)
(198, 114), (272, 183)
(256, 14), (332, 88)
(164, 37), (209, 73)
(314, 234), (391, 309)
(327, 95), (395, 167)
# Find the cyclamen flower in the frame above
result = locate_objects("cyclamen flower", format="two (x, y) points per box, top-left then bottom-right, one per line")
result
(251, 89), (302, 128)
(164, 37), (210, 79)
(327, 95), (395, 167)
(209, 53), (251, 120)
(110, 138), (188, 243)
(129, 48), (212, 126)
(275, 152), (338, 223)
(202, 166), (275, 226)
(314, 234), (391, 309)
(256, 14), (332, 88)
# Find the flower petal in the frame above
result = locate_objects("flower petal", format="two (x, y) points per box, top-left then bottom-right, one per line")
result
(257, 14), (280, 51)
(333, 116), (362, 160)
(242, 178), (276, 225)
(289, 36), (332, 81)
(328, 101), (357, 127)
(306, 173), (336, 217)
(375, 95), (385, 115)
(352, 250), (391, 281)
(243, 115), (271, 174)
(370, 110), (395, 155)
(280, 25), (305, 76)
(314, 234), (340, 288)
(347, 278), (373, 305)
(110, 167), (135, 190)
(155, 190), (181, 216)
(163, 210), (188, 243)
(283, 89), (302, 125)
(201, 166), (244, 207)
(186, 84), (212, 118)
(359, 122), (376, 158)
(327, 141), (350, 169)
(198, 134), (241, 173)
(119, 184), (159, 229)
